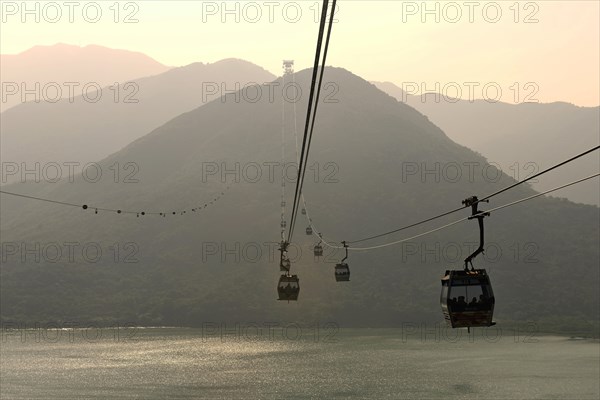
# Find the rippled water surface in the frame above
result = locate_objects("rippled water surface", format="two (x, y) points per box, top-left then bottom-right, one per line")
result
(1, 328), (598, 399)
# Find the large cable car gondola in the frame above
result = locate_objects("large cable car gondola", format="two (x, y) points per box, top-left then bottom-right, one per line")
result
(335, 241), (350, 282)
(441, 269), (494, 328)
(278, 274), (300, 301)
(441, 196), (495, 330)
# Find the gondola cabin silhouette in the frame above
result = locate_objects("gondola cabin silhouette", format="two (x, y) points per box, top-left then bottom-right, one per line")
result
(335, 263), (350, 281)
(313, 244), (323, 257)
(278, 275), (299, 301)
(335, 241), (350, 282)
(441, 269), (495, 328)
(441, 196), (495, 329)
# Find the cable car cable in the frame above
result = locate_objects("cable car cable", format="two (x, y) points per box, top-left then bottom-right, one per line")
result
(479, 145), (599, 203)
(287, 0), (329, 242)
(348, 145), (600, 245)
(0, 186), (230, 217)
(291, 70), (336, 243)
(280, 63), (289, 241)
(287, 0), (334, 243)
(289, 0), (337, 242)
(287, 61), (342, 251)
(0, 191), (82, 208)
(339, 172), (599, 251)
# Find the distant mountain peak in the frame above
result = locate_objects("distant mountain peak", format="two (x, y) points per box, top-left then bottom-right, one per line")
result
(4, 43), (169, 67)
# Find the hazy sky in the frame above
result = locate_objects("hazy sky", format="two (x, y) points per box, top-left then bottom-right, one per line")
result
(1, 0), (599, 106)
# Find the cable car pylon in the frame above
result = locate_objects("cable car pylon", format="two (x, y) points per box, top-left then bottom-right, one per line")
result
(276, 59), (300, 303)
(441, 196), (495, 331)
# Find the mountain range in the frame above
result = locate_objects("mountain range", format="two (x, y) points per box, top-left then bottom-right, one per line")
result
(2, 67), (598, 333)
(372, 81), (600, 206)
(1, 57), (276, 182)
(4, 44), (596, 208)
(1, 44), (171, 112)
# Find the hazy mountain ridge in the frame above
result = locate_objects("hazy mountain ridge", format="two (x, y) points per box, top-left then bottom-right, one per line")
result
(371, 81), (600, 206)
(1, 58), (277, 183)
(1, 68), (598, 333)
(1, 43), (171, 112)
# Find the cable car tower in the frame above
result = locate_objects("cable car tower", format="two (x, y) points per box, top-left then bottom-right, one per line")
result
(277, 59), (300, 302)
(283, 60), (294, 76)
(441, 197), (495, 331)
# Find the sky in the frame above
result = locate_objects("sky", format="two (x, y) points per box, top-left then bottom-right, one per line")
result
(1, 0), (599, 106)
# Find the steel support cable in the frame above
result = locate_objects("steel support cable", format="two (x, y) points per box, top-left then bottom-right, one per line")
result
(348, 145), (600, 245)
(335, 173), (600, 251)
(287, 0), (330, 243)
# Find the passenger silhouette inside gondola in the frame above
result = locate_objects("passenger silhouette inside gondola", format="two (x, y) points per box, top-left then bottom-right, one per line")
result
(470, 297), (478, 306)
(457, 296), (467, 307)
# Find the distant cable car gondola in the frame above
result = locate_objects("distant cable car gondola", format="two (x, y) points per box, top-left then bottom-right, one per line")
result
(281, 201), (286, 207)
(335, 264), (350, 281)
(302, 208), (307, 215)
(277, 274), (300, 301)
(306, 226), (313, 235)
(281, 220), (286, 228)
(277, 241), (299, 301)
(335, 241), (350, 282)
(314, 244), (323, 257)
(314, 233), (324, 257)
(441, 196), (495, 330)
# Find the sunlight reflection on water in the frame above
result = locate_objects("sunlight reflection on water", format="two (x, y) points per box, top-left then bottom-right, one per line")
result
(1, 328), (598, 399)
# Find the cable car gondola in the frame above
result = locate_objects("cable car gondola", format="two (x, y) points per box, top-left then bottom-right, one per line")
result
(302, 208), (306, 215)
(441, 196), (495, 329)
(314, 233), (324, 257)
(335, 241), (350, 282)
(278, 274), (300, 301)
(441, 269), (494, 328)
(277, 241), (299, 301)
(314, 244), (323, 257)
(281, 220), (286, 228)
(335, 264), (350, 281)
(306, 226), (313, 235)
(281, 201), (286, 207)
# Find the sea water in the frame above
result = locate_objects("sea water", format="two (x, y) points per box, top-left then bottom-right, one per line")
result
(1, 327), (598, 399)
